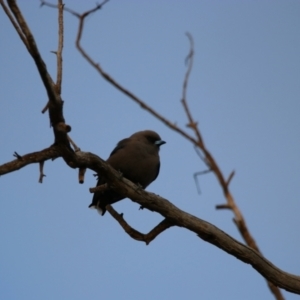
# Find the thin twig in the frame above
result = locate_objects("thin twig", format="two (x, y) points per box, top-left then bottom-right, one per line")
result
(41, 102), (49, 113)
(40, 0), (107, 18)
(56, 0), (64, 93)
(193, 169), (212, 194)
(226, 170), (235, 187)
(39, 161), (46, 183)
(67, 134), (80, 151)
(13, 151), (23, 160)
(7, 0), (62, 108)
(215, 204), (232, 210)
(0, 0), (28, 47)
(78, 167), (86, 184)
(181, 32), (204, 147)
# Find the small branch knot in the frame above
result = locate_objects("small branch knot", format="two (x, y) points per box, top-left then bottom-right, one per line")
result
(13, 151), (23, 160)
(55, 122), (71, 132)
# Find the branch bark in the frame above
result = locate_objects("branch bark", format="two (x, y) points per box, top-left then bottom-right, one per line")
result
(0, 146), (60, 176)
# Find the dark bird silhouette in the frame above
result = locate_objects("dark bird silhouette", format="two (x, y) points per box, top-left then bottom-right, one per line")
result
(89, 130), (166, 215)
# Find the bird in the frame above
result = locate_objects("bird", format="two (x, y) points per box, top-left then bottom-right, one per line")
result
(89, 130), (166, 215)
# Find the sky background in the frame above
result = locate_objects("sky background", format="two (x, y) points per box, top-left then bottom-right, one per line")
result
(1, 1), (300, 299)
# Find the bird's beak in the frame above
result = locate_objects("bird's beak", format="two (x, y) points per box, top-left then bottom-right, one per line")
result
(155, 140), (166, 147)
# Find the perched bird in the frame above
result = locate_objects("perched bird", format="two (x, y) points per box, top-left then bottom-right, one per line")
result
(89, 130), (166, 215)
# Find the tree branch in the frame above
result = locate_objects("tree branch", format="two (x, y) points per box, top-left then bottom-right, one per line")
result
(7, 0), (59, 106)
(0, 0), (28, 47)
(0, 146), (60, 176)
(55, 0), (63, 94)
(180, 33), (284, 300)
(38, 161), (46, 183)
(64, 149), (300, 295)
(106, 205), (175, 245)
(181, 32), (205, 148)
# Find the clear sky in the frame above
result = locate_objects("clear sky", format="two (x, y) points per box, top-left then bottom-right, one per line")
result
(1, 1), (299, 299)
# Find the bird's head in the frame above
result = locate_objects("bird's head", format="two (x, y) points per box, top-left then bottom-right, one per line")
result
(131, 130), (166, 149)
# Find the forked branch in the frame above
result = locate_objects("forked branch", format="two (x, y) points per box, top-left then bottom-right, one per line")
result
(107, 205), (175, 245)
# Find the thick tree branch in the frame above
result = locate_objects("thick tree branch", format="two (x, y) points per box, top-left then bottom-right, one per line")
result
(0, 146), (60, 176)
(63, 150), (300, 295)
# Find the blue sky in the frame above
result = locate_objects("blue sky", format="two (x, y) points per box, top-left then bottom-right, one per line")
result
(1, 1), (299, 299)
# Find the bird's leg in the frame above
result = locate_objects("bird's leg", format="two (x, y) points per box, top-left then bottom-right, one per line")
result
(136, 183), (143, 190)
(93, 173), (99, 180)
(67, 134), (80, 152)
(38, 161), (46, 183)
(135, 183), (145, 211)
(117, 170), (123, 179)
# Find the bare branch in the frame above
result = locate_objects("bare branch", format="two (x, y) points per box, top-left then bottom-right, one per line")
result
(13, 151), (23, 160)
(41, 102), (49, 113)
(0, 0), (28, 47)
(64, 5), (198, 147)
(181, 33), (204, 147)
(38, 161), (46, 183)
(194, 145), (207, 164)
(40, 0), (108, 18)
(67, 134), (80, 151)
(226, 170), (235, 187)
(178, 34), (284, 300)
(40, 0), (80, 17)
(193, 169), (211, 194)
(71, 150), (300, 295)
(6, 0), (68, 144)
(215, 204), (232, 210)
(106, 205), (175, 245)
(56, 0), (64, 93)
(0, 146), (60, 176)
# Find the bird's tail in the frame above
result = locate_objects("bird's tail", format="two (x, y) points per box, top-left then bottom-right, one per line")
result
(89, 203), (105, 216)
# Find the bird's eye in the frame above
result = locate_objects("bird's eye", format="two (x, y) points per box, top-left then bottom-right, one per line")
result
(146, 136), (157, 144)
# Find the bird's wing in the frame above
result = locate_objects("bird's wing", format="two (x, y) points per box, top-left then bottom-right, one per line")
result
(153, 161), (161, 182)
(92, 139), (130, 188)
(108, 138), (130, 157)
